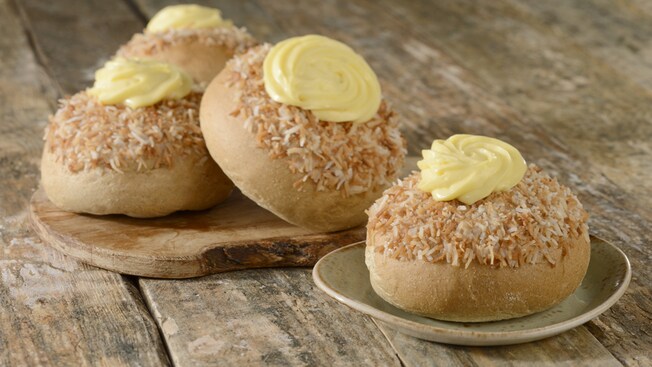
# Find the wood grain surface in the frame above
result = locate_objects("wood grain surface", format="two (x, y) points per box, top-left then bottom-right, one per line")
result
(29, 188), (365, 278)
(2, 0), (651, 366)
(141, 269), (402, 366)
(0, 0), (170, 365)
(374, 320), (622, 367)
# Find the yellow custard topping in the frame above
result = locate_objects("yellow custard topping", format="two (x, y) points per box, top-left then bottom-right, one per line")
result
(417, 134), (527, 205)
(146, 4), (231, 33)
(88, 58), (192, 109)
(263, 35), (381, 124)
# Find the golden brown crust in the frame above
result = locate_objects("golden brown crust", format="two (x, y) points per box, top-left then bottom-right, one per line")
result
(365, 230), (590, 322)
(41, 143), (233, 217)
(200, 48), (405, 232)
(117, 27), (258, 85)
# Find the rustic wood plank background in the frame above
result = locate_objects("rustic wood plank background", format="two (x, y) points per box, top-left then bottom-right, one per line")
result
(0, 0), (170, 366)
(1, 0), (650, 366)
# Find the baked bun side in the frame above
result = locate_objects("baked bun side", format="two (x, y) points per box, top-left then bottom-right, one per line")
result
(117, 28), (258, 86)
(41, 146), (233, 218)
(365, 231), (590, 322)
(119, 40), (231, 86)
(200, 65), (385, 232)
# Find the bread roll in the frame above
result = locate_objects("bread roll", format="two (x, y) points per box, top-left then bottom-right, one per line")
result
(365, 166), (590, 322)
(41, 91), (233, 217)
(118, 27), (257, 85)
(200, 45), (406, 232)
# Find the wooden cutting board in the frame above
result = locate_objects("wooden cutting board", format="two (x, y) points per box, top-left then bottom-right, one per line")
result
(30, 157), (419, 278)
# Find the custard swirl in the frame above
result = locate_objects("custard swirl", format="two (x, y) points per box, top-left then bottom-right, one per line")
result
(417, 134), (527, 205)
(263, 35), (382, 124)
(146, 4), (231, 33)
(88, 58), (192, 109)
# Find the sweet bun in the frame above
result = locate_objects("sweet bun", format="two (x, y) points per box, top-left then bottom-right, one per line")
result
(41, 91), (233, 217)
(200, 44), (406, 232)
(117, 7), (257, 85)
(200, 75), (384, 230)
(366, 166), (590, 322)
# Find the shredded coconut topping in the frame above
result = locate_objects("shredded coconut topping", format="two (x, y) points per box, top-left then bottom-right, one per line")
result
(44, 92), (207, 173)
(366, 165), (589, 268)
(227, 44), (406, 196)
(118, 27), (258, 60)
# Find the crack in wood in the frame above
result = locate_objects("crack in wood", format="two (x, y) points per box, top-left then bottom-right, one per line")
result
(8, 0), (64, 99)
(122, 0), (150, 25)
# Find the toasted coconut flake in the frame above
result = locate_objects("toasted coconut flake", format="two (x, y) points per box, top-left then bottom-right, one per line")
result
(118, 27), (258, 60)
(45, 92), (206, 173)
(228, 45), (406, 197)
(367, 165), (590, 268)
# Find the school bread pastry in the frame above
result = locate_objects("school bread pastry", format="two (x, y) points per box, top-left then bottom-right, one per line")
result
(200, 35), (406, 232)
(118, 4), (257, 85)
(41, 58), (233, 217)
(365, 134), (590, 322)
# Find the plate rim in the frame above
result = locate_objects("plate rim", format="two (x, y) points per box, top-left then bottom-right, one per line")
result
(312, 236), (631, 346)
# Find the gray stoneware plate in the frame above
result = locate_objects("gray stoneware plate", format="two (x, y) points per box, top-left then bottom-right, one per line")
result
(313, 236), (630, 346)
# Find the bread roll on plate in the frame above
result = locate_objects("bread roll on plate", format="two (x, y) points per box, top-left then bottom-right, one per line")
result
(118, 4), (257, 85)
(41, 58), (233, 217)
(366, 135), (590, 322)
(200, 35), (406, 232)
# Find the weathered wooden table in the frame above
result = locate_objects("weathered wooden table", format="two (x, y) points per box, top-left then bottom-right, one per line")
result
(1, 0), (651, 365)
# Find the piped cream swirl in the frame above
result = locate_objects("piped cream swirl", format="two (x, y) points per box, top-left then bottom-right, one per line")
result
(263, 35), (381, 124)
(417, 134), (527, 205)
(146, 4), (231, 33)
(88, 58), (192, 109)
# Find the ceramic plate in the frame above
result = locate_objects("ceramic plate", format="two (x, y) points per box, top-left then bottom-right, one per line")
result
(313, 236), (630, 346)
